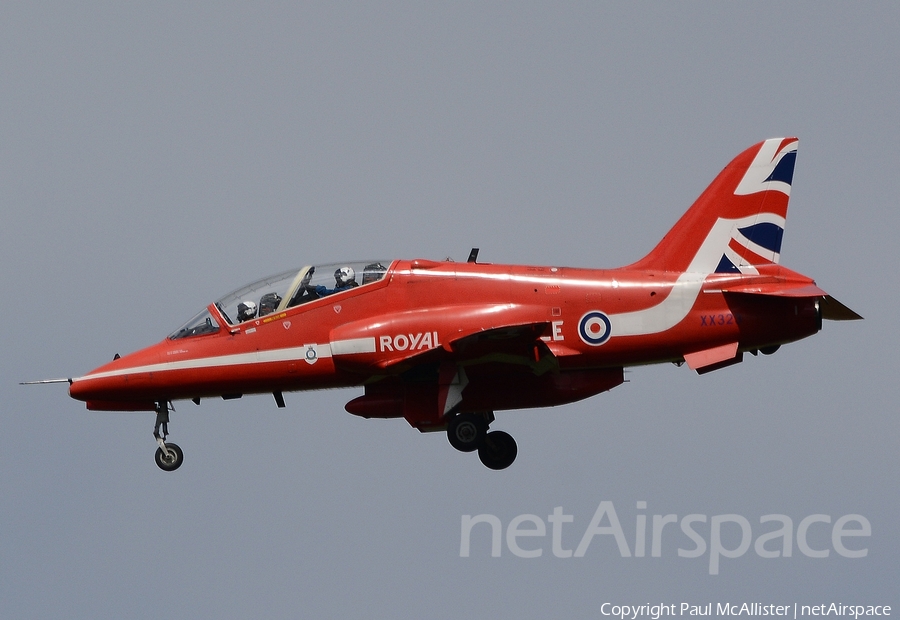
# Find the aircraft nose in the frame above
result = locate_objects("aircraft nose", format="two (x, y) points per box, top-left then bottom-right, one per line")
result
(68, 376), (99, 401)
(68, 371), (157, 411)
(67, 344), (164, 409)
(68, 371), (125, 403)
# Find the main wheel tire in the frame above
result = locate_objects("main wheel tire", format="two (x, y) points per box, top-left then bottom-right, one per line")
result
(446, 413), (487, 453)
(155, 442), (184, 472)
(478, 430), (518, 470)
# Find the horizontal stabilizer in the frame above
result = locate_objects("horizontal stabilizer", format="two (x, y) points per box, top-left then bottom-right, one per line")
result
(820, 295), (863, 321)
(714, 282), (829, 297)
(711, 279), (862, 321)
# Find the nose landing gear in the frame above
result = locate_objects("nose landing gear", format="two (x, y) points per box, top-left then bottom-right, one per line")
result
(445, 411), (518, 470)
(153, 401), (183, 472)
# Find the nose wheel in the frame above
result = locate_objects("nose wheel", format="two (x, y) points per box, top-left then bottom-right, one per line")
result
(153, 402), (184, 472)
(155, 442), (184, 471)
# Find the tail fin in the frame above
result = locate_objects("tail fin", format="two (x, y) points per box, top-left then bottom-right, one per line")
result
(627, 138), (798, 274)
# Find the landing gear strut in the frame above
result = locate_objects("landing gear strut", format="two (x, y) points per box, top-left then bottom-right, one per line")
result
(445, 411), (517, 470)
(153, 401), (183, 472)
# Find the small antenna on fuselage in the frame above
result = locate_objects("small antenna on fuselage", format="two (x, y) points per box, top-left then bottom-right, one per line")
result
(467, 248), (479, 263)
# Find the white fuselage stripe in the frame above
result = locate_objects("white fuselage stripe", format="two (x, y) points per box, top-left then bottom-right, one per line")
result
(607, 213), (783, 337)
(73, 343), (339, 382)
(330, 337), (376, 355)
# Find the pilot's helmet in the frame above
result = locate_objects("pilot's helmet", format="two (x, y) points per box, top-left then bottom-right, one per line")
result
(236, 300), (257, 322)
(361, 262), (387, 285)
(258, 292), (282, 316)
(334, 266), (356, 286)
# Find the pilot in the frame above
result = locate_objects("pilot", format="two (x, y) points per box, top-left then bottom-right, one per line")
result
(332, 266), (359, 292)
(236, 300), (257, 322)
(314, 267), (359, 297)
(361, 262), (387, 285)
(258, 292), (282, 316)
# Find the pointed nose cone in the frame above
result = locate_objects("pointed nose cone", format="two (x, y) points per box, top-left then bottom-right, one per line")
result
(68, 345), (163, 411)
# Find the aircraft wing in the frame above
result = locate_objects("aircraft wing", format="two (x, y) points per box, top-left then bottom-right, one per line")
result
(329, 309), (559, 374)
(445, 321), (550, 357)
(341, 318), (624, 424)
(394, 321), (557, 373)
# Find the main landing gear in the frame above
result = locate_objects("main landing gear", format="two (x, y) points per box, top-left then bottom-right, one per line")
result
(446, 412), (518, 470)
(153, 401), (183, 472)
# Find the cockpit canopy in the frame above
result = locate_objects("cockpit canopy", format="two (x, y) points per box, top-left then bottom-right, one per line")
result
(169, 261), (390, 340)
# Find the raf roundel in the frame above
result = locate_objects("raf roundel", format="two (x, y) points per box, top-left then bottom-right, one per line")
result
(579, 310), (612, 346)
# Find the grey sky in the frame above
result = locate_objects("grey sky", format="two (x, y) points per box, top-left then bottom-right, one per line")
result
(2, 3), (897, 618)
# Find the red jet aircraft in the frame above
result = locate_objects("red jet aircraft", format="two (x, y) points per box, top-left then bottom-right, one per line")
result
(29, 138), (861, 471)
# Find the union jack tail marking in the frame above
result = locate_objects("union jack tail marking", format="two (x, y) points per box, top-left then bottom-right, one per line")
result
(626, 138), (798, 276)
